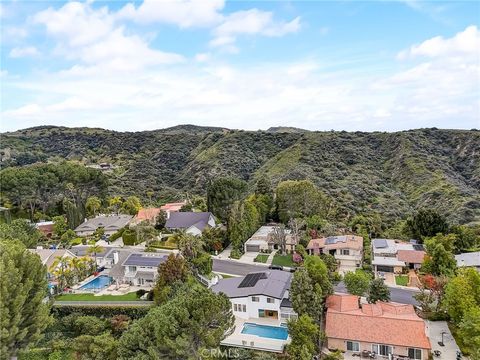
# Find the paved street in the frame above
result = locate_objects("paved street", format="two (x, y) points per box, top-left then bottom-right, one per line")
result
(213, 259), (419, 305)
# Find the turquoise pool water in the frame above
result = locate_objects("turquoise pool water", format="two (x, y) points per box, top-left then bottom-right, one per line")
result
(241, 323), (288, 340)
(80, 275), (112, 290)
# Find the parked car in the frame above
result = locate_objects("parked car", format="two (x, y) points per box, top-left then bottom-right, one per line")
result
(269, 265), (283, 271)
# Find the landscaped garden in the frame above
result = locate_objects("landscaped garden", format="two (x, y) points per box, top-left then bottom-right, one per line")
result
(56, 292), (141, 301)
(272, 253), (296, 267)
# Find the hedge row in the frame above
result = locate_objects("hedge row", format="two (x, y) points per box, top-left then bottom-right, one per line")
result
(52, 305), (151, 319)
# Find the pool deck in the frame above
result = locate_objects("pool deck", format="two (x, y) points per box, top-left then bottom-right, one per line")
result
(221, 318), (290, 353)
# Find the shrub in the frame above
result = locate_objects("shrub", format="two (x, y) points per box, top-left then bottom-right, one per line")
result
(292, 252), (303, 264)
(52, 305), (150, 319)
(136, 289), (147, 297)
(69, 237), (83, 246)
(109, 227), (125, 241)
(122, 229), (137, 246)
(192, 252), (213, 275)
(230, 249), (242, 259)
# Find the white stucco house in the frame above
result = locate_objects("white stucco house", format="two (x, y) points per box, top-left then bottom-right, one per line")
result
(211, 270), (296, 352)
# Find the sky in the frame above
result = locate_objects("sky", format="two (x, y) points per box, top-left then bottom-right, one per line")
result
(1, 0), (479, 132)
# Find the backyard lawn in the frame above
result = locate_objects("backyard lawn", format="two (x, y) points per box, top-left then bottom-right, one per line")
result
(254, 254), (269, 263)
(56, 292), (140, 301)
(272, 253), (295, 267)
(395, 275), (409, 286)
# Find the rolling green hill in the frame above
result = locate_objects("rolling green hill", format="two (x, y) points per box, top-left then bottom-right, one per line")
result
(1, 125), (479, 224)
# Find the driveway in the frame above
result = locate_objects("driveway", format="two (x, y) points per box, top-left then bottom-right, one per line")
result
(426, 321), (460, 360)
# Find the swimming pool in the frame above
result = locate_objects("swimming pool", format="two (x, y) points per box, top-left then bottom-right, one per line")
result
(80, 275), (112, 290)
(241, 323), (289, 340)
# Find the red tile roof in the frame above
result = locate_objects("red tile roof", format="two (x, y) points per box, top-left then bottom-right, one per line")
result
(326, 294), (431, 349)
(136, 208), (161, 222)
(397, 250), (426, 264)
(160, 201), (186, 212)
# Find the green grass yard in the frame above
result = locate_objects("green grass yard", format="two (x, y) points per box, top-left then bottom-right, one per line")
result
(395, 275), (409, 286)
(56, 292), (140, 301)
(272, 253), (295, 267)
(254, 254), (269, 263)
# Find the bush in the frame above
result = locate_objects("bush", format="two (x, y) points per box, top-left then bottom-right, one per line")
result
(109, 227), (125, 241)
(230, 249), (242, 259)
(136, 289), (147, 298)
(69, 237), (83, 246)
(122, 229), (137, 246)
(52, 305), (150, 319)
(192, 252), (213, 275)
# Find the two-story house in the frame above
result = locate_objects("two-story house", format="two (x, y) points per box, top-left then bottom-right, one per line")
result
(108, 252), (167, 287)
(307, 235), (363, 274)
(211, 270), (296, 352)
(165, 212), (216, 236)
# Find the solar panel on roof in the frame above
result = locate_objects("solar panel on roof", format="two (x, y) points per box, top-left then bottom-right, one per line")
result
(413, 244), (425, 251)
(374, 239), (387, 248)
(238, 272), (267, 288)
(325, 237), (336, 245)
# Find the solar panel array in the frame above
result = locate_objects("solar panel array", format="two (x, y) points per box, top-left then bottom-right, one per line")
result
(238, 272), (267, 288)
(413, 244), (425, 251)
(124, 253), (166, 267)
(374, 239), (388, 248)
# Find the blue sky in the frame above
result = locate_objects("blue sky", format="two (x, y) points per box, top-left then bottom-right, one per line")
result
(1, 0), (479, 132)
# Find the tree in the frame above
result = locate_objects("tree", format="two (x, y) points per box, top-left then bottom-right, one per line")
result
(304, 255), (333, 297)
(413, 274), (448, 314)
(207, 177), (248, 222)
(405, 209), (449, 241)
(191, 252), (213, 275)
(0, 240), (51, 359)
(50, 256), (72, 289)
(60, 229), (76, 244)
(133, 222), (157, 246)
(73, 316), (108, 336)
(423, 234), (457, 276)
(74, 333), (118, 360)
(443, 268), (480, 324)
(344, 271), (370, 297)
(458, 306), (480, 359)
(52, 215), (68, 238)
(367, 278), (390, 303)
(118, 284), (234, 359)
(255, 176), (272, 196)
(290, 268), (322, 320)
(121, 196), (142, 215)
(155, 254), (189, 288)
(0, 219), (42, 248)
(155, 210), (167, 230)
(177, 232), (204, 261)
(286, 314), (319, 360)
(288, 218), (306, 247)
(450, 225), (479, 253)
(108, 196), (123, 214)
(87, 245), (104, 272)
(86, 196), (102, 217)
(271, 224), (287, 255)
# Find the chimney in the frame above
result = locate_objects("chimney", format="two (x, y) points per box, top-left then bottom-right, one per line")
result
(113, 251), (119, 264)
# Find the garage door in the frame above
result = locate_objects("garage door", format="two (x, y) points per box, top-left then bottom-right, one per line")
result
(246, 245), (260, 252)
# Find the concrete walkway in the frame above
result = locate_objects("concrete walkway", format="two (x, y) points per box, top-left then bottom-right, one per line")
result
(266, 250), (277, 265)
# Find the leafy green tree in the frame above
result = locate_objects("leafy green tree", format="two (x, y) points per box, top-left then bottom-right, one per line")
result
(304, 255), (333, 297)
(406, 209), (449, 241)
(73, 333), (118, 360)
(287, 314), (319, 360)
(121, 196), (142, 215)
(177, 232), (204, 261)
(86, 196), (102, 217)
(443, 268), (480, 323)
(191, 252), (213, 275)
(367, 278), (390, 303)
(73, 316), (108, 336)
(227, 198), (261, 253)
(207, 177), (248, 222)
(0, 219), (42, 248)
(118, 284), (234, 359)
(450, 225), (479, 253)
(154, 253), (189, 304)
(60, 229), (76, 244)
(344, 271), (370, 297)
(87, 245), (104, 272)
(255, 176), (272, 196)
(201, 227), (227, 253)
(275, 180), (331, 223)
(423, 234), (457, 276)
(350, 213), (383, 238)
(290, 268), (323, 320)
(108, 196), (123, 214)
(0, 240), (51, 359)
(458, 306), (480, 359)
(155, 210), (167, 230)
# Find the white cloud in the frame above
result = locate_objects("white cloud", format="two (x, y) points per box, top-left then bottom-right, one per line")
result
(194, 53), (211, 62)
(210, 9), (300, 48)
(398, 25), (480, 59)
(9, 46), (39, 58)
(117, 0), (225, 28)
(33, 2), (184, 71)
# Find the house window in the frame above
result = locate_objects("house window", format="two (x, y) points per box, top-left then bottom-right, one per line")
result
(341, 249), (350, 255)
(267, 297), (275, 304)
(346, 341), (359, 351)
(408, 348), (422, 360)
(234, 304), (246, 312)
(372, 344), (392, 356)
(242, 304), (246, 312)
(252, 296), (259, 302)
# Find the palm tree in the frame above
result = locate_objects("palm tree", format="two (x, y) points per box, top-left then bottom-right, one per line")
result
(50, 256), (71, 290)
(87, 245), (104, 272)
(177, 231), (204, 261)
(68, 256), (88, 282)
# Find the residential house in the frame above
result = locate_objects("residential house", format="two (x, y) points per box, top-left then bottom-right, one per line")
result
(326, 293), (431, 359)
(74, 215), (133, 236)
(165, 211), (216, 236)
(306, 235), (363, 274)
(244, 225), (297, 254)
(108, 251), (167, 287)
(29, 248), (77, 289)
(211, 270), (296, 352)
(160, 201), (186, 213)
(35, 221), (54, 237)
(372, 239), (426, 275)
(133, 208), (162, 225)
(70, 245), (115, 268)
(455, 251), (480, 272)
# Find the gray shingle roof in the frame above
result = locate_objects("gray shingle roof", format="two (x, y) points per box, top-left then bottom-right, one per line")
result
(211, 270), (292, 299)
(456, 251), (480, 268)
(74, 215), (133, 232)
(70, 245), (110, 257)
(165, 212), (213, 230)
